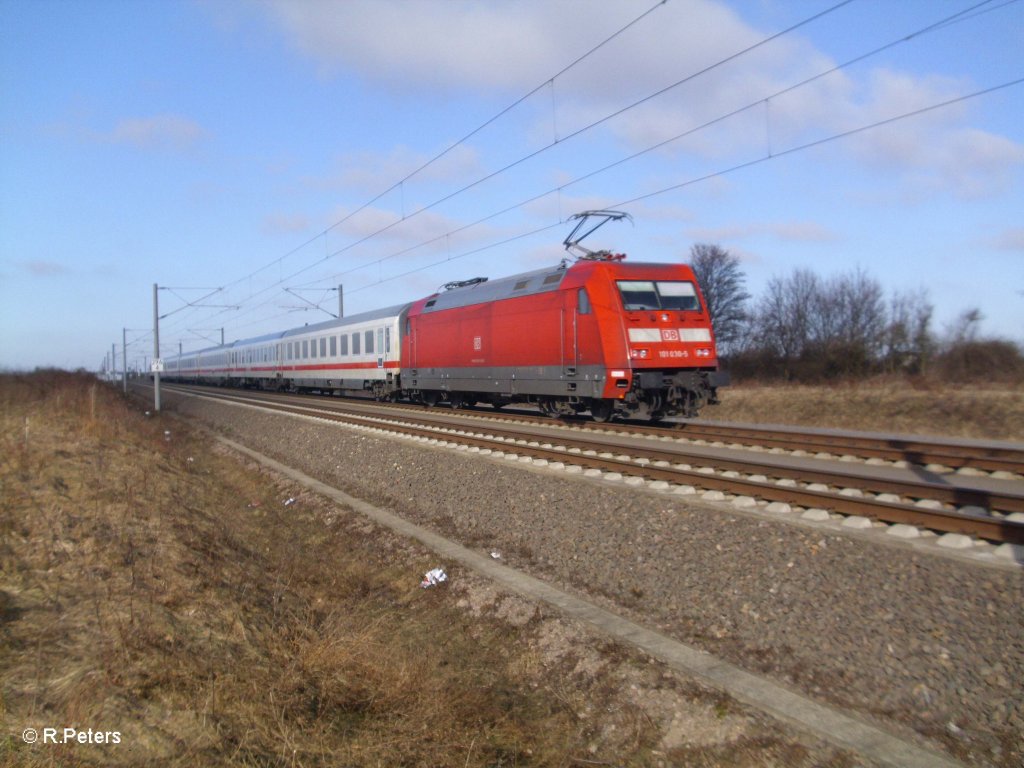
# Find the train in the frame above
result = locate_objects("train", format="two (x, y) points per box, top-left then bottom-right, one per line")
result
(163, 216), (726, 421)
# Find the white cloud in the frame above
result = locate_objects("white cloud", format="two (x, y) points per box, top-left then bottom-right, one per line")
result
(261, 212), (311, 235)
(257, 0), (1023, 200)
(22, 260), (70, 276)
(990, 227), (1024, 252)
(317, 144), (483, 196)
(688, 220), (838, 244)
(324, 204), (496, 261)
(108, 115), (207, 150)
(258, 0), (568, 91)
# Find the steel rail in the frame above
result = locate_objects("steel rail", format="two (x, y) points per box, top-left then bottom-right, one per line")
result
(167, 385), (1024, 545)
(654, 422), (1024, 475)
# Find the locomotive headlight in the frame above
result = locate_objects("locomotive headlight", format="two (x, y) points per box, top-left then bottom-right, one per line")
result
(695, 348), (711, 358)
(661, 313), (669, 321)
(630, 348), (649, 359)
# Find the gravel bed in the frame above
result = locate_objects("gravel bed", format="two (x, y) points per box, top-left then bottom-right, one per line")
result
(175, 394), (1023, 768)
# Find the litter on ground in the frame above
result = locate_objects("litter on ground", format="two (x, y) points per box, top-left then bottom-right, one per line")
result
(420, 568), (447, 588)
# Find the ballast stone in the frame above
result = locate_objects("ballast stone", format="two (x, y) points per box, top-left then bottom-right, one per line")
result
(886, 524), (921, 539)
(937, 533), (974, 550)
(993, 543), (1024, 562)
(801, 508), (830, 522)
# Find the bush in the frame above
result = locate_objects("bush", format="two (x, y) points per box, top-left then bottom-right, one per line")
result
(932, 340), (1024, 382)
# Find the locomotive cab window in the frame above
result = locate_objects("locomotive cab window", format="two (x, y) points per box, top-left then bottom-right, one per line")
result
(616, 280), (700, 311)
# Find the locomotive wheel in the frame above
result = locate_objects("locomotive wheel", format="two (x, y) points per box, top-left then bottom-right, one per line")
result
(422, 391), (440, 407)
(449, 393), (465, 409)
(590, 400), (613, 423)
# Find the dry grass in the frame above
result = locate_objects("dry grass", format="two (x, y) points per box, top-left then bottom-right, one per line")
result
(709, 377), (1024, 441)
(0, 371), (652, 766)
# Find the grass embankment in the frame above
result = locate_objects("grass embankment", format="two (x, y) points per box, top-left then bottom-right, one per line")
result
(709, 378), (1024, 441)
(0, 371), (657, 766)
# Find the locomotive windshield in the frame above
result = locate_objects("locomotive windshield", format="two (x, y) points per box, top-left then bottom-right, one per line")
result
(616, 280), (700, 311)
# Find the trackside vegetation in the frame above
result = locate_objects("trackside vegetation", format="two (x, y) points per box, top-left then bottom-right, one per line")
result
(689, 244), (1024, 384)
(2, 370), (853, 767)
(0, 371), (619, 766)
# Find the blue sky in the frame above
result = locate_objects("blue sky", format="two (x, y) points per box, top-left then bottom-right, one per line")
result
(2, 0), (1022, 372)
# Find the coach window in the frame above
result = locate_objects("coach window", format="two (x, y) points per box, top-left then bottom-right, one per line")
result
(352, 332), (360, 355)
(578, 288), (591, 315)
(340, 334), (348, 355)
(376, 328), (384, 356)
(329, 336), (336, 356)
(365, 330), (374, 354)
(385, 327), (391, 354)
(302, 340), (309, 359)
(320, 338), (327, 357)
(312, 338), (318, 359)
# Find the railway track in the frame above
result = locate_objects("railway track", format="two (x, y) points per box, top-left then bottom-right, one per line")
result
(162, 383), (1024, 547)
(215, 389), (1022, 476)
(357, 397), (1024, 476)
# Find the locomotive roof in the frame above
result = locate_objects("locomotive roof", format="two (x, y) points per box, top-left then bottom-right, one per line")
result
(421, 263), (569, 313)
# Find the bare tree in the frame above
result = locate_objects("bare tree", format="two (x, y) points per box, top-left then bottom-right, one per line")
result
(809, 268), (886, 376)
(748, 269), (819, 377)
(688, 244), (750, 354)
(945, 307), (984, 345)
(884, 288), (934, 373)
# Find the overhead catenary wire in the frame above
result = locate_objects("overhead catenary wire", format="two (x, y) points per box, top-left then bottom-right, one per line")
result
(287, 1), (1017, 296)
(208, 70), (1022, 341)
(163, 0), (859, 341)
(158, 0), (1016, 348)
(210, 0), (674, 296)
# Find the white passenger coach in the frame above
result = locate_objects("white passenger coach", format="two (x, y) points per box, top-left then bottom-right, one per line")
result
(165, 304), (410, 399)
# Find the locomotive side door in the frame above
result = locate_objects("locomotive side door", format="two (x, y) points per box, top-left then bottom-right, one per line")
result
(561, 292), (578, 377)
